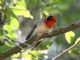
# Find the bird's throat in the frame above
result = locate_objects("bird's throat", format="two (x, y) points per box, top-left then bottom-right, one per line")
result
(45, 20), (56, 28)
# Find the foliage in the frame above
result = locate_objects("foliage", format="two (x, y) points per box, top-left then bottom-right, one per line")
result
(0, 0), (32, 52)
(0, 0), (80, 60)
(65, 31), (75, 44)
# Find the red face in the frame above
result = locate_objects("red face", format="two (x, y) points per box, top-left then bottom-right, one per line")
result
(44, 16), (57, 28)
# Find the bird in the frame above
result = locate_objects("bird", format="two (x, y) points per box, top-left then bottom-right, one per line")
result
(26, 15), (57, 40)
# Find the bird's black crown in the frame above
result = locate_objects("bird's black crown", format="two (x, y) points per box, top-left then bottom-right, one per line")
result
(47, 16), (53, 21)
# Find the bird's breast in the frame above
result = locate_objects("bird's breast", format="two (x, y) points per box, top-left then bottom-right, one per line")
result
(34, 22), (49, 35)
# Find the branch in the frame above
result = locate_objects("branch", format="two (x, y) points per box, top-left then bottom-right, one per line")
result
(51, 42), (77, 60)
(1, 21), (80, 59)
(52, 37), (80, 60)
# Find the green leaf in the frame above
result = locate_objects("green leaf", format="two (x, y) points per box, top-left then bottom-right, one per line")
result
(3, 23), (17, 39)
(69, 48), (80, 56)
(10, 17), (19, 30)
(75, 37), (80, 45)
(23, 50), (38, 60)
(65, 31), (75, 44)
(0, 44), (11, 53)
(10, 0), (33, 19)
(37, 39), (53, 49)
(11, 53), (20, 58)
(0, 28), (4, 39)
(43, 10), (49, 16)
(3, 24), (12, 33)
(13, 9), (32, 18)
(0, 1), (1, 9)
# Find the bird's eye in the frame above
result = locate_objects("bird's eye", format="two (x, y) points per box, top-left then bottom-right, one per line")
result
(47, 16), (53, 21)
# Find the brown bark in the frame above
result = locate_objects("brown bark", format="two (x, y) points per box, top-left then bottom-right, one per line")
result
(1, 22), (80, 59)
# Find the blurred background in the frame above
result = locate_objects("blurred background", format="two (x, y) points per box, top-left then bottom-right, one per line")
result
(0, 0), (80, 60)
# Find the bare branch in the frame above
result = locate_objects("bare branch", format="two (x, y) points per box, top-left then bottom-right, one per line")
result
(0, 21), (80, 59)
(51, 42), (77, 60)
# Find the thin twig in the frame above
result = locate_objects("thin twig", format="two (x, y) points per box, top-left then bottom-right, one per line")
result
(15, 42), (43, 60)
(51, 43), (77, 60)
